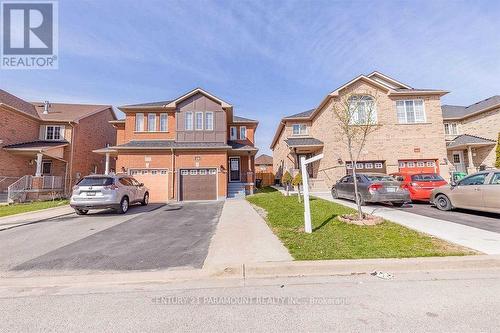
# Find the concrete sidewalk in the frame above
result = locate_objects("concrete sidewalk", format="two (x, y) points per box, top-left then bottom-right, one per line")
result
(203, 199), (292, 267)
(0, 205), (74, 230)
(313, 192), (500, 255)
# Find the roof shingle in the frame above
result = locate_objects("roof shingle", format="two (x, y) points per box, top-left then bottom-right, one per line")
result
(284, 137), (324, 147)
(442, 96), (500, 119)
(0, 89), (39, 118)
(255, 154), (273, 165)
(446, 134), (496, 148)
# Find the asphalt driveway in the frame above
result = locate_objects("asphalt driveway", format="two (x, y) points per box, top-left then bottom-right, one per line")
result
(4, 202), (223, 272)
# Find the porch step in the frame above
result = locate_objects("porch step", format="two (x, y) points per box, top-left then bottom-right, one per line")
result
(308, 179), (329, 192)
(228, 182), (246, 199)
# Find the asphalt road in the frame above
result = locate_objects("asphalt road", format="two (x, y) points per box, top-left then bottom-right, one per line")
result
(1, 268), (500, 332)
(1, 202), (223, 273)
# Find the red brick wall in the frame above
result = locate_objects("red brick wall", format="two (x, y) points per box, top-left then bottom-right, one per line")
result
(0, 108), (39, 178)
(123, 112), (176, 142)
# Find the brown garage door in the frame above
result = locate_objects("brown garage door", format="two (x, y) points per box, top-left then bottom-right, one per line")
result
(346, 161), (387, 174)
(180, 168), (217, 201)
(130, 169), (169, 203)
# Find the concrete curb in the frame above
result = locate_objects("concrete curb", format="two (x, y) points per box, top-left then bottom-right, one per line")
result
(0, 204), (71, 221)
(2, 255), (500, 289)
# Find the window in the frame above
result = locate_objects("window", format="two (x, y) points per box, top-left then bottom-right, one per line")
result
(185, 112), (193, 130)
(490, 173), (500, 185)
(355, 163), (364, 169)
(45, 125), (63, 140)
(160, 170), (168, 175)
(148, 114), (156, 132)
(209, 169), (217, 175)
(452, 154), (461, 164)
(374, 162), (383, 169)
(240, 126), (247, 140)
(181, 170), (189, 176)
(195, 112), (203, 130)
(417, 161), (425, 167)
(346, 163), (353, 169)
(364, 163), (373, 169)
(160, 113), (168, 132)
(396, 100), (426, 124)
(135, 113), (144, 132)
(349, 96), (377, 125)
(399, 162), (406, 168)
(77, 177), (114, 186)
(42, 161), (52, 174)
(444, 123), (458, 135)
(190, 170), (198, 175)
(141, 170), (148, 175)
(230, 126), (237, 140)
(411, 174), (444, 182)
(205, 112), (214, 130)
(199, 169), (207, 175)
(459, 173), (487, 186)
(151, 170), (158, 175)
(407, 161), (415, 168)
(292, 124), (307, 135)
(426, 161), (435, 167)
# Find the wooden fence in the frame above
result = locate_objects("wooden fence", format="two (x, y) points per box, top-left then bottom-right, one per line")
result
(255, 172), (275, 186)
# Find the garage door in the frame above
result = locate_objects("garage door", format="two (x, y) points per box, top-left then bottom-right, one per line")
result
(180, 168), (217, 201)
(346, 161), (386, 174)
(130, 169), (169, 203)
(398, 160), (438, 173)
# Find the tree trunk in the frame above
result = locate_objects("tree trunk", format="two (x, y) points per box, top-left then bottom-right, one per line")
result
(349, 150), (364, 220)
(297, 185), (302, 203)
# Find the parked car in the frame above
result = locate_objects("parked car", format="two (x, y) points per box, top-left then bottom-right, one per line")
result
(391, 172), (448, 202)
(430, 170), (500, 214)
(70, 175), (149, 215)
(332, 173), (410, 207)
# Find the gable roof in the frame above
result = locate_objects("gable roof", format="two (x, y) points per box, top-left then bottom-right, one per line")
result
(233, 115), (258, 123)
(283, 108), (315, 120)
(255, 154), (273, 165)
(446, 134), (496, 148)
(0, 89), (39, 119)
(31, 102), (116, 122)
(442, 95), (500, 120)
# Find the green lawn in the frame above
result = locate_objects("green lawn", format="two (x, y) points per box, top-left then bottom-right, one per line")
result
(247, 188), (475, 260)
(0, 199), (69, 218)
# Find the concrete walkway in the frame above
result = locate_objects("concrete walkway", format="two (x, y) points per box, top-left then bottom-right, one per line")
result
(0, 205), (74, 230)
(203, 199), (292, 267)
(312, 192), (500, 255)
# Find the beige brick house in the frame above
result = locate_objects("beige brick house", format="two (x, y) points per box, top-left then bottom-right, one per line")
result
(442, 96), (499, 174)
(270, 71), (450, 190)
(0, 89), (117, 202)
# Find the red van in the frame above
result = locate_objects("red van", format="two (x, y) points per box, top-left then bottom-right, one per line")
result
(391, 172), (448, 202)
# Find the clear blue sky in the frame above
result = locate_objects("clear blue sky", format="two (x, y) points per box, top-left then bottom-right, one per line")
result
(2, 0), (500, 154)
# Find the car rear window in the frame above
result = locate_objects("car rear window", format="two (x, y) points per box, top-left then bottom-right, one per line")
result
(411, 174), (444, 182)
(366, 175), (395, 182)
(77, 177), (114, 186)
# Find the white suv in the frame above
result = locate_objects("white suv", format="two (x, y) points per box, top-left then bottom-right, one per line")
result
(70, 174), (149, 215)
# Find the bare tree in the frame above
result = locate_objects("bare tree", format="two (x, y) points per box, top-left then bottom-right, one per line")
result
(332, 92), (381, 219)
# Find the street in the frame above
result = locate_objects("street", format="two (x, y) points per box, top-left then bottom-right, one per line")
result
(1, 268), (500, 332)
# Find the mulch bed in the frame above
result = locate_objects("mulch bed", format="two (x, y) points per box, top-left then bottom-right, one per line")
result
(338, 213), (384, 226)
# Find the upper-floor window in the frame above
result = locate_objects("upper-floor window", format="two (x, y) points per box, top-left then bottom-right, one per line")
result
(396, 100), (426, 124)
(444, 122), (458, 135)
(292, 124), (307, 135)
(185, 112), (193, 130)
(135, 113), (144, 132)
(230, 126), (237, 140)
(45, 125), (63, 140)
(205, 112), (214, 131)
(148, 114), (156, 132)
(240, 126), (247, 140)
(160, 113), (168, 132)
(348, 96), (377, 125)
(195, 112), (203, 130)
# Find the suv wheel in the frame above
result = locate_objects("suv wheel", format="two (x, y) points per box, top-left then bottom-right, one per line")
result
(141, 192), (149, 206)
(331, 188), (338, 199)
(117, 197), (129, 214)
(435, 194), (452, 211)
(75, 209), (88, 215)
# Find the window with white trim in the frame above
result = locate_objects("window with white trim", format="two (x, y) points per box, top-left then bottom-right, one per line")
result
(190, 170), (198, 175)
(444, 122), (458, 135)
(426, 161), (435, 167)
(181, 170), (189, 176)
(209, 169), (217, 175)
(185, 112), (193, 130)
(399, 162), (406, 168)
(45, 125), (63, 140)
(199, 169), (207, 175)
(292, 124), (307, 135)
(240, 126), (247, 140)
(407, 161), (415, 168)
(348, 95), (377, 125)
(230, 126), (237, 140)
(160, 170), (168, 175)
(374, 163), (383, 169)
(417, 161), (425, 167)
(205, 112), (214, 130)
(346, 163), (353, 169)
(148, 114), (156, 132)
(396, 100), (426, 124)
(364, 163), (373, 169)
(195, 112), (203, 130)
(135, 113), (144, 132)
(160, 113), (168, 132)
(355, 163), (364, 169)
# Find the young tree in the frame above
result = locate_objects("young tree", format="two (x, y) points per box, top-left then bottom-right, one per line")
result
(281, 171), (293, 196)
(332, 92), (381, 220)
(292, 173), (303, 202)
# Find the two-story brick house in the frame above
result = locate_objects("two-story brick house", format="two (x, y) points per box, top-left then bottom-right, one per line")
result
(270, 72), (450, 189)
(95, 88), (258, 202)
(442, 96), (499, 174)
(0, 89), (117, 202)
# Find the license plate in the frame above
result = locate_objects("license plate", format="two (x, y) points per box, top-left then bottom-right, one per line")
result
(86, 191), (96, 196)
(386, 187), (396, 192)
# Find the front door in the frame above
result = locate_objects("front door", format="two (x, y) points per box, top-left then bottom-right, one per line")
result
(229, 157), (240, 182)
(452, 151), (466, 173)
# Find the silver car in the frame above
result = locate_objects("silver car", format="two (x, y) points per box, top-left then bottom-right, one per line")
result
(332, 173), (410, 207)
(70, 174), (149, 215)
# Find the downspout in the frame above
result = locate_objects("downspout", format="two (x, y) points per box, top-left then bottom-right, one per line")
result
(67, 122), (76, 195)
(171, 147), (175, 202)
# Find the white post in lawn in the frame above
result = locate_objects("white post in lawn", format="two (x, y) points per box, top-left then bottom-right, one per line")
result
(301, 153), (324, 234)
(105, 152), (110, 175)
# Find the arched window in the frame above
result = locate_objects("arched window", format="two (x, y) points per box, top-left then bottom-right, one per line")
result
(348, 95), (377, 125)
